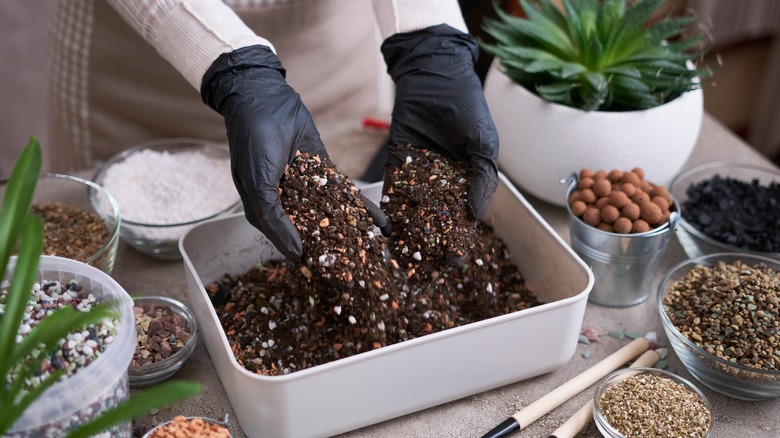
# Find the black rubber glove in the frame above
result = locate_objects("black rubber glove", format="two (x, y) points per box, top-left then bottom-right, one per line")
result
(201, 45), (389, 259)
(381, 24), (499, 219)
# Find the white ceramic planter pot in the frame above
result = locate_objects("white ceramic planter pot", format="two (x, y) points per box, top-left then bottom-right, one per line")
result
(483, 60), (704, 206)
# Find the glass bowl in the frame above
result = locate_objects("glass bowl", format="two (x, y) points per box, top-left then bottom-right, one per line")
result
(2, 172), (121, 274)
(129, 295), (198, 388)
(142, 414), (231, 437)
(91, 138), (240, 261)
(593, 367), (713, 438)
(658, 253), (780, 400)
(668, 161), (780, 259)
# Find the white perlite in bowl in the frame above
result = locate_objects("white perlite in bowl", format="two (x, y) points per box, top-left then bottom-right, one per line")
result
(101, 149), (236, 225)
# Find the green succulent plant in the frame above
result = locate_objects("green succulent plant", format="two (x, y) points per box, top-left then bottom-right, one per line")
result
(0, 137), (201, 437)
(480, 0), (711, 111)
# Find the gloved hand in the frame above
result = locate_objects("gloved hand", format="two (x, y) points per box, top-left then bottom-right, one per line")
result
(381, 24), (499, 219)
(201, 45), (389, 259)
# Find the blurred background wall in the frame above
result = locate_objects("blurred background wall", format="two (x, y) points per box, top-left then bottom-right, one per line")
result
(0, 0), (54, 180)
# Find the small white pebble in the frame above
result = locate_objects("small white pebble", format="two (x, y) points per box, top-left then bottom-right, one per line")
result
(358, 280), (366, 288)
(19, 324), (31, 335)
(260, 306), (269, 315)
(268, 321), (277, 330)
(412, 251), (422, 261)
(405, 156), (413, 164)
(644, 331), (658, 344)
(380, 195), (390, 204)
(379, 294), (389, 301)
(62, 293), (73, 302)
(334, 305), (342, 315)
(104, 336), (114, 344)
(475, 259), (484, 266)
(67, 340), (76, 350)
(367, 231), (375, 240)
(82, 345), (94, 356)
(348, 315), (357, 325)
(33, 282), (41, 291)
(486, 283), (493, 294)
(262, 342), (269, 349)
(268, 339), (275, 347)
(377, 321), (385, 331)
(655, 348), (668, 360)
(72, 333), (83, 343)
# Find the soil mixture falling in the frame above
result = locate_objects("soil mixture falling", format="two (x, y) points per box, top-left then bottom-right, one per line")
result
(207, 147), (541, 376)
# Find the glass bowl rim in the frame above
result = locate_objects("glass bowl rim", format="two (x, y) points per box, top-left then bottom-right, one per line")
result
(657, 252), (780, 378)
(669, 160), (780, 193)
(141, 414), (230, 438)
(90, 138), (239, 228)
(128, 295), (199, 375)
(39, 172), (121, 265)
(593, 366), (713, 437)
(669, 160), (780, 256)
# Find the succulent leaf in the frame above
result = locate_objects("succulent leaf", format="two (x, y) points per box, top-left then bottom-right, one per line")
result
(481, 0), (710, 111)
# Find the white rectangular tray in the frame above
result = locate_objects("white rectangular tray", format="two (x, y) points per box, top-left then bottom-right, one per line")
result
(180, 173), (593, 438)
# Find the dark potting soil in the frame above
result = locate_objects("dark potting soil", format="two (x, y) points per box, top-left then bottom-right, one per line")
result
(206, 148), (540, 376)
(682, 175), (780, 252)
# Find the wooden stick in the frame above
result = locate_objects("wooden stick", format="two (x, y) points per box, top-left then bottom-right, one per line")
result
(481, 337), (650, 438)
(547, 349), (661, 438)
(511, 337), (649, 428)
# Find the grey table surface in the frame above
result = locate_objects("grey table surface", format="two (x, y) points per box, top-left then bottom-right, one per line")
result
(122, 114), (780, 437)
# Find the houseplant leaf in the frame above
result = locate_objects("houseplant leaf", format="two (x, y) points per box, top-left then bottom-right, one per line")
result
(65, 381), (203, 438)
(480, 0), (711, 111)
(0, 136), (201, 435)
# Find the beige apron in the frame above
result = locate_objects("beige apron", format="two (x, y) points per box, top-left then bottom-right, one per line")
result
(47, 0), (389, 173)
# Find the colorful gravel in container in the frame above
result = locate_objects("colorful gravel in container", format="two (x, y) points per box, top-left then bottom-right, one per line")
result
(1, 279), (130, 437)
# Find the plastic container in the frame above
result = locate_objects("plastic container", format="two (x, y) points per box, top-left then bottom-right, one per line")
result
(91, 138), (240, 261)
(5, 255), (135, 437)
(129, 296), (199, 388)
(180, 173), (594, 438)
(593, 367), (713, 438)
(658, 252), (780, 400)
(565, 176), (678, 307)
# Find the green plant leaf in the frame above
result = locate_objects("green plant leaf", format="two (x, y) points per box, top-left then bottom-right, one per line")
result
(480, 0), (709, 109)
(500, 1), (575, 59)
(65, 381), (203, 438)
(0, 136), (41, 278)
(0, 370), (63, 433)
(0, 216), (42, 388)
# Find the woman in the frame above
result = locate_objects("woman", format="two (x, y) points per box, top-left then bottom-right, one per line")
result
(47, 0), (499, 258)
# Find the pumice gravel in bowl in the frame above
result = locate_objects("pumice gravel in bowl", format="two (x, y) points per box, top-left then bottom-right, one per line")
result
(128, 295), (197, 388)
(91, 138), (240, 261)
(668, 161), (780, 259)
(593, 367), (713, 438)
(658, 252), (780, 400)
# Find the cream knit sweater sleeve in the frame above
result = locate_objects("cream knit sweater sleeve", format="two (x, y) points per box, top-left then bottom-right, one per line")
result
(105, 0), (272, 90)
(106, 0), (467, 90)
(371, 0), (468, 39)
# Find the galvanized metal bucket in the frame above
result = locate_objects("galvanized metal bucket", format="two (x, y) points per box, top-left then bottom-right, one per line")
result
(564, 175), (679, 307)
